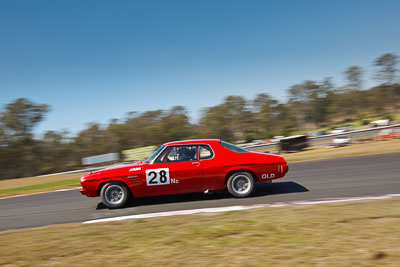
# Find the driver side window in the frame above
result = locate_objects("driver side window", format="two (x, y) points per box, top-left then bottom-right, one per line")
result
(156, 145), (198, 163)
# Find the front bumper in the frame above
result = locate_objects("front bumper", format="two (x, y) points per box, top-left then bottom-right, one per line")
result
(79, 188), (88, 196)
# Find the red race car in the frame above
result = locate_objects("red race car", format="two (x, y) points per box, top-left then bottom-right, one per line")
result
(80, 139), (289, 208)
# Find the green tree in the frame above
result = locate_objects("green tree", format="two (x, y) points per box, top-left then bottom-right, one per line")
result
(289, 78), (338, 129)
(40, 130), (72, 173)
(74, 123), (109, 157)
(0, 98), (50, 179)
(252, 93), (278, 137)
(344, 66), (363, 91)
(374, 53), (399, 85)
(223, 96), (252, 139)
(199, 105), (234, 141)
(0, 98), (50, 139)
(199, 96), (253, 141)
(159, 106), (193, 143)
(123, 110), (163, 147)
(104, 119), (127, 152)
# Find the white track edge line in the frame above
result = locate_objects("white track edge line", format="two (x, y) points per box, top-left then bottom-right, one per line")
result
(54, 187), (81, 192)
(82, 193), (400, 224)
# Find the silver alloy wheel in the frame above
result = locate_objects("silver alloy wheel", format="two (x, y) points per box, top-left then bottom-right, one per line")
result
(231, 175), (251, 194)
(104, 184), (125, 204)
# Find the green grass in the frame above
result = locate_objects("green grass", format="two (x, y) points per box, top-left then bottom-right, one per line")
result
(1, 197), (399, 266)
(0, 177), (80, 198)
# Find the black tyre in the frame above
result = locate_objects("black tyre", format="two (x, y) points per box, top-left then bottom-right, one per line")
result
(226, 171), (255, 198)
(100, 181), (130, 209)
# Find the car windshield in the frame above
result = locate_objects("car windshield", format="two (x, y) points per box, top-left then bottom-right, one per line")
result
(220, 140), (248, 153)
(145, 145), (165, 163)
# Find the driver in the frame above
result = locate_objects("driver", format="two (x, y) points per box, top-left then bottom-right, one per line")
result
(178, 148), (196, 161)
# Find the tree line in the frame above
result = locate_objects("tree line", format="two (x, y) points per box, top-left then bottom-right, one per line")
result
(1, 53), (399, 179)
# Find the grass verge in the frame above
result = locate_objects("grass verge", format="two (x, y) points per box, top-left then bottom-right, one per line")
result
(0, 172), (87, 198)
(1, 197), (399, 266)
(0, 178), (80, 197)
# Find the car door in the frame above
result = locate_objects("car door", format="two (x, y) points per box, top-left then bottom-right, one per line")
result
(142, 145), (205, 196)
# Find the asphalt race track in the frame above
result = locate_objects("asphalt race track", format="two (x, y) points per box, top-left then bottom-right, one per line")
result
(1, 152), (399, 231)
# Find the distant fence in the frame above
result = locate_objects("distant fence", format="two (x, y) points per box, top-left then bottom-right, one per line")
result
(81, 152), (119, 165)
(246, 123), (400, 152)
(122, 146), (157, 161)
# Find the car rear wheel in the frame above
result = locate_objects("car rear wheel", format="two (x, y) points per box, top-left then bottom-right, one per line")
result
(227, 172), (255, 198)
(100, 181), (130, 209)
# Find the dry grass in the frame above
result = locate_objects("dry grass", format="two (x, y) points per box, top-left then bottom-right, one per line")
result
(0, 198), (399, 266)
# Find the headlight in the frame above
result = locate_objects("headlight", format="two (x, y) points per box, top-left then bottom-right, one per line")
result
(80, 176), (86, 182)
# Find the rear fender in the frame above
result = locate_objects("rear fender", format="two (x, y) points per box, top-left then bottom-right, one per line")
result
(224, 167), (258, 185)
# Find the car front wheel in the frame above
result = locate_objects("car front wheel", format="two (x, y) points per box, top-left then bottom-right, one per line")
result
(227, 172), (255, 198)
(100, 181), (130, 209)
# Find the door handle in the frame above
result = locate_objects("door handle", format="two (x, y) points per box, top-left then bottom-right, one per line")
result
(192, 162), (200, 165)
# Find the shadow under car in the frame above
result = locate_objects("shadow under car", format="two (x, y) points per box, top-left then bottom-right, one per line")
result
(96, 181), (309, 210)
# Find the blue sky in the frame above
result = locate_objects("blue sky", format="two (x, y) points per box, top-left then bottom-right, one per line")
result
(1, 0), (399, 136)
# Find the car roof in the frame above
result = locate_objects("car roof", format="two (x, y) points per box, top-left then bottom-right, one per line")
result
(165, 139), (221, 146)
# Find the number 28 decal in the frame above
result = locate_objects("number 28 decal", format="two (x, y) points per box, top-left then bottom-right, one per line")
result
(146, 168), (170, 186)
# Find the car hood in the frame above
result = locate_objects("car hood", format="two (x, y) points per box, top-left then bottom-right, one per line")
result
(84, 162), (146, 180)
